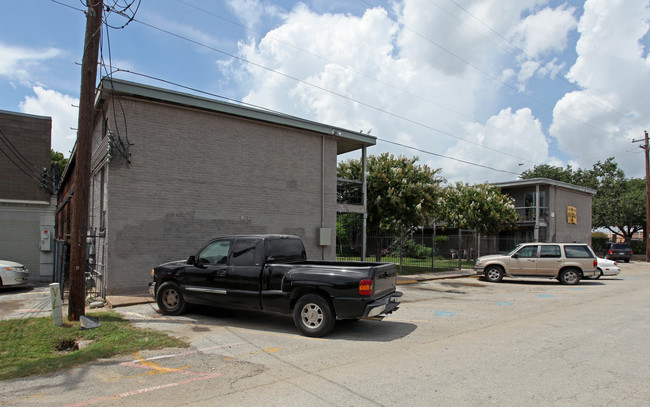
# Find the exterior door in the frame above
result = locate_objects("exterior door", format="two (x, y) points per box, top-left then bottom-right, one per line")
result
(227, 237), (263, 309)
(182, 238), (232, 305)
(537, 245), (562, 276)
(511, 244), (539, 275)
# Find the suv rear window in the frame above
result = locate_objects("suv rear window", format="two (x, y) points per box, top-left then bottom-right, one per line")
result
(611, 243), (631, 250)
(564, 245), (594, 258)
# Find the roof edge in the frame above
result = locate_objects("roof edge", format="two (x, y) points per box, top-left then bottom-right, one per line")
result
(98, 78), (376, 154)
(496, 178), (597, 195)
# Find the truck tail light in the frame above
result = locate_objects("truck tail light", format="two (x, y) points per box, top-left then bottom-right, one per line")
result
(631, 250), (634, 255)
(359, 279), (373, 296)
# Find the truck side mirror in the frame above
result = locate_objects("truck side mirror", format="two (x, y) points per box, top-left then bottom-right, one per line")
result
(187, 255), (196, 264)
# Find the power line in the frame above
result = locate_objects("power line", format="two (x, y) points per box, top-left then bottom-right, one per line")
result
(117, 15), (542, 167)
(359, 0), (626, 139)
(173, 0), (549, 158)
(377, 138), (521, 175)
(106, 66), (522, 176)
(444, 0), (649, 130)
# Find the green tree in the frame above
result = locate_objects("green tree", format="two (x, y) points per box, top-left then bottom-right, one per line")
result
(50, 149), (68, 188)
(593, 177), (645, 242)
(441, 182), (519, 256)
(338, 153), (444, 259)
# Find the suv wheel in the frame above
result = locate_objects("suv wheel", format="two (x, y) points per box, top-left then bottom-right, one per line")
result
(559, 268), (581, 285)
(484, 265), (504, 283)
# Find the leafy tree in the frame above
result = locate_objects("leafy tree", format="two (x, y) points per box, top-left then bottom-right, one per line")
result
(338, 153), (444, 259)
(50, 149), (69, 188)
(441, 182), (519, 255)
(593, 177), (645, 242)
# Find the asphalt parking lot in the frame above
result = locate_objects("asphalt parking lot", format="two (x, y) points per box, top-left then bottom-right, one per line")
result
(2, 263), (649, 406)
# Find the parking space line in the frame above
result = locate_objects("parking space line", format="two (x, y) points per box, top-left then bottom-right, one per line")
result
(61, 372), (223, 407)
(124, 342), (248, 364)
(223, 347), (279, 361)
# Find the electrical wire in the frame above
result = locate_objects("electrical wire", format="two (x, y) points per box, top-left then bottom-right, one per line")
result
(444, 0), (649, 130)
(101, 66), (523, 176)
(173, 0), (549, 158)
(118, 16), (542, 167)
(359, 0), (632, 138)
(49, 0), (638, 174)
(0, 129), (54, 193)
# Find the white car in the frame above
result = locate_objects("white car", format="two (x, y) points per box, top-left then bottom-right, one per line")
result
(0, 260), (29, 286)
(589, 257), (621, 279)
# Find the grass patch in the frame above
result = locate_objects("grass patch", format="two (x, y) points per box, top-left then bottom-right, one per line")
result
(0, 311), (188, 381)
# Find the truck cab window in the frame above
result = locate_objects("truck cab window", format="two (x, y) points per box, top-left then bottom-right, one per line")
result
(198, 240), (231, 265)
(232, 239), (260, 266)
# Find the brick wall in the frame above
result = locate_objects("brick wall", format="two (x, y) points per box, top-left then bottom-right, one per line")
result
(0, 110), (51, 201)
(92, 98), (338, 294)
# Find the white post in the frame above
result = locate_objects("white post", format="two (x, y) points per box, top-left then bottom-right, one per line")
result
(50, 283), (63, 327)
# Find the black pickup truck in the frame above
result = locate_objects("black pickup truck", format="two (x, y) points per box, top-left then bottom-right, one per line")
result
(149, 234), (402, 337)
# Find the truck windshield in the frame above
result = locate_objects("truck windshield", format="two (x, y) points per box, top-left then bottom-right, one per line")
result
(266, 238), (306, 263)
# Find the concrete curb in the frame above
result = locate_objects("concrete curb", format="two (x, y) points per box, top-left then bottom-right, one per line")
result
(397, 269), (476, 285)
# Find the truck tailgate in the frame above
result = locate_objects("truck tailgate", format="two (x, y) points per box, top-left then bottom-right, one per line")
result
(372, 262), (398, 297)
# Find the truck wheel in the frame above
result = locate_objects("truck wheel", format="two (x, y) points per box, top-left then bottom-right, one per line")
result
(484, 265), (504, 283)
(559, 268), (581, 285)
(156, 282), (187, 315)
(293, 294), (335, 337)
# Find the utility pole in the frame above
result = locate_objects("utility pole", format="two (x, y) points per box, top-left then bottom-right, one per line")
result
(69, 0), (103, 320)
(632, 130), (650, 262)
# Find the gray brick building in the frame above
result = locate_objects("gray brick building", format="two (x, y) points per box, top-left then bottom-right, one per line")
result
(496, 178), (596, 246)
(0, 110), (55, 283)
(83, 79), (375, 295)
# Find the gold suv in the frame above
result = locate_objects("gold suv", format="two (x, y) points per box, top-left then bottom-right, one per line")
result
(474, 243), (599, 285)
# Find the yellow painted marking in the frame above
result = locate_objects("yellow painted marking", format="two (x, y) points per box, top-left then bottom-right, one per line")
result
(397, 280), (418, 285)
(108, 352), (191, 381)
(223, 347), (279, 361)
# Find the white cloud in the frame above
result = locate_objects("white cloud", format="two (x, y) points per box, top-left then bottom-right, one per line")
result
(512, 5), (577, 58)
(19, 87), (79, 157)
(226, 0), (285, 31)
(550, 0), (650, 178)
(440, 107), (548, 183)
(0, 42), (61, 85)
(220, 0), (647, 183)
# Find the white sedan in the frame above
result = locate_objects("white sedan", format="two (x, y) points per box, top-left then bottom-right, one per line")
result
(589, 257), (621, 279)
(0, 260), (29, 286)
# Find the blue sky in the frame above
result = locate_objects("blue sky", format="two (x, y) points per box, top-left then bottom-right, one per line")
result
(1, 0), (649, 183)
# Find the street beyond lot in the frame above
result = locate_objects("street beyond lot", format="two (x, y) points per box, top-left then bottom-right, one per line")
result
(1, 262), (649, 406)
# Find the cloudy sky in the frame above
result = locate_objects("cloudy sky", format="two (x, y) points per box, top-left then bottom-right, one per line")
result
(1, 0), (648, 183)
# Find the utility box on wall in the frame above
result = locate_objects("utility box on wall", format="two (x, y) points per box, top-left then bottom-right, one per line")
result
(40, 226), (51, 251)
(319, 228), (332, 246)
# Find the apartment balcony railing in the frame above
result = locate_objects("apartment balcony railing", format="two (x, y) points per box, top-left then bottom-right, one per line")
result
(337, 178), (362, 205)
(515, 206), (549, 223)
